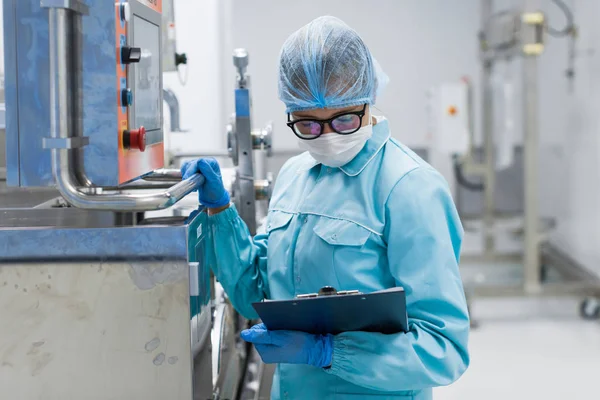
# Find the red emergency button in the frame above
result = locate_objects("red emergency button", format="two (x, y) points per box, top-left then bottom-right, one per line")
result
(123, 126), (146, 152)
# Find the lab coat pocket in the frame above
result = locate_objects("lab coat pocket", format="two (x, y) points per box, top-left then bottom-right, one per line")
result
(266, 210), (295, 279)
(313, 218), (371, 247)
(313, 218), (374, 290)
(266, 210), (294, 234)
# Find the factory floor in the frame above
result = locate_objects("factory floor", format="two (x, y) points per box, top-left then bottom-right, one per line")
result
(435, 296), (600, 400)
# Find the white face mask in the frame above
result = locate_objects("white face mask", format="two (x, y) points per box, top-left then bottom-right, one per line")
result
(297, 115), (373, 168)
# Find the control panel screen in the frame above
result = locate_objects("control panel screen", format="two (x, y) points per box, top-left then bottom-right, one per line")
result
(132, 15), (161, 132)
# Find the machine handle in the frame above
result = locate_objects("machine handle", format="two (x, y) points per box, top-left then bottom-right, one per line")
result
(53, 170), (204, 212)
(44, 4), (204, 212)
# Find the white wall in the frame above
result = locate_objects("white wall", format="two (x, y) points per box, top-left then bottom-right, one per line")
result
(539, 0), (600, 271)
(228, 0), (483, 151)
(162, 0), (230, 156)
(221, 0), (600, 272)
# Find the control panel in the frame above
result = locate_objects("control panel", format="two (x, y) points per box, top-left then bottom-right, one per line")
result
(115, 0), (164, 184)
(4, 0), (166, 187)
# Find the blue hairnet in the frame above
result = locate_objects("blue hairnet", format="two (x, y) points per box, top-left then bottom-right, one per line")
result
(278, 16), (389, 113)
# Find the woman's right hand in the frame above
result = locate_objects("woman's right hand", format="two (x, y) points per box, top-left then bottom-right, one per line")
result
(181, 158), (231, 210)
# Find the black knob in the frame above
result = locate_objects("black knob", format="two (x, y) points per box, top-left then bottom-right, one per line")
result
(175, 52), (187, 66)
(121, 88), (133, 107)
(121, 47), (142, 64)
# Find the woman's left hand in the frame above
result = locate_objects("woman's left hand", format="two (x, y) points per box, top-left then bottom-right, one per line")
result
(241, 323), (333, 368)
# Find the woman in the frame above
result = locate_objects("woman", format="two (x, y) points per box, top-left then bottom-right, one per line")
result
(183, 16), (469, 400)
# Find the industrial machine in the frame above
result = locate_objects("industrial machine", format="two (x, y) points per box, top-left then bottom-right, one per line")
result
(226, 49), (273, 233)
(0, 1), (258, 399)
(428, 0), (600, 322)
(157, 48), (276, 400)
(161, 0), (187, 74)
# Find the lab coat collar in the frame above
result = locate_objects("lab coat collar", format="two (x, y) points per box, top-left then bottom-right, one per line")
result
(339, 117), (390, 177)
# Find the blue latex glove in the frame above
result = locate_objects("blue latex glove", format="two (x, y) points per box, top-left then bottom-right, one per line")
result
(241, 323), (333, 368)
(181, 158), (230, 208)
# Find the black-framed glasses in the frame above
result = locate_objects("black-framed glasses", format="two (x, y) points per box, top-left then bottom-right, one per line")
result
(287, 104), (367, 140)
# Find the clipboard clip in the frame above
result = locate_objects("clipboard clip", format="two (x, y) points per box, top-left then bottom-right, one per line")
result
(296, 286), (362, 299)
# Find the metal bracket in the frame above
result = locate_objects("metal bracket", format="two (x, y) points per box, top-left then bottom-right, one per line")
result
(43, 137), (90, 149)
(40, 0), (90, 15)
(253, 179), (271, 201)
(296, 287), (362, 299)
(226, 119), (238, 166)
(480, 9), (545, 61)
(251, 122), (273, 155)
(521, 12), (545, 56)
(189, 262), (199, 297)
(233, 48), (249, 88)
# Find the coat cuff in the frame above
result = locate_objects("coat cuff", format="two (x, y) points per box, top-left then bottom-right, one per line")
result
(207, 203), (238, 224)
(324, 336), (350, 377)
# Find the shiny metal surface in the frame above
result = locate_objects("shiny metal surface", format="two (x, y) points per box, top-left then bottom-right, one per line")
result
(0, 261), (195, 400)
(0, 185), (60, 208)
(40, 0), (89, 14)
(212, 302), (228, 388)
(211, 301), (247, 400)
(522, 0), (542, 293)
(191, 306), (212, 358)
(233, 48), (249, 87)
(0, 207), (118, 229)
(141, 169), (271, 203)
(164, 89), (185, 132)
(252, 124), (273, 155)
(43, 136), (90, 149)
(232, 49), (257, 234)
(144, 168), (183, 181)
(0, 207), (214, 399)
(0, 208), (192, 261)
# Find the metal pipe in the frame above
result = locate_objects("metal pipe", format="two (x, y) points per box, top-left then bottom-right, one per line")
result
(143, 168), (183, 182)
(105, 181), (175, 191)
(523, 4), (542, 293)
(137, 169), (271, 201)
(47, 8), (203, 212)
(163, 89), (184, 132)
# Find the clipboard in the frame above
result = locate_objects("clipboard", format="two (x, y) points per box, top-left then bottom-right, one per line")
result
(252, 286), (408, 335)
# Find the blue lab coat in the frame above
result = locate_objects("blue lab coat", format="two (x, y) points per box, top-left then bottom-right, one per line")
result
(196, 117), (470, 399)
